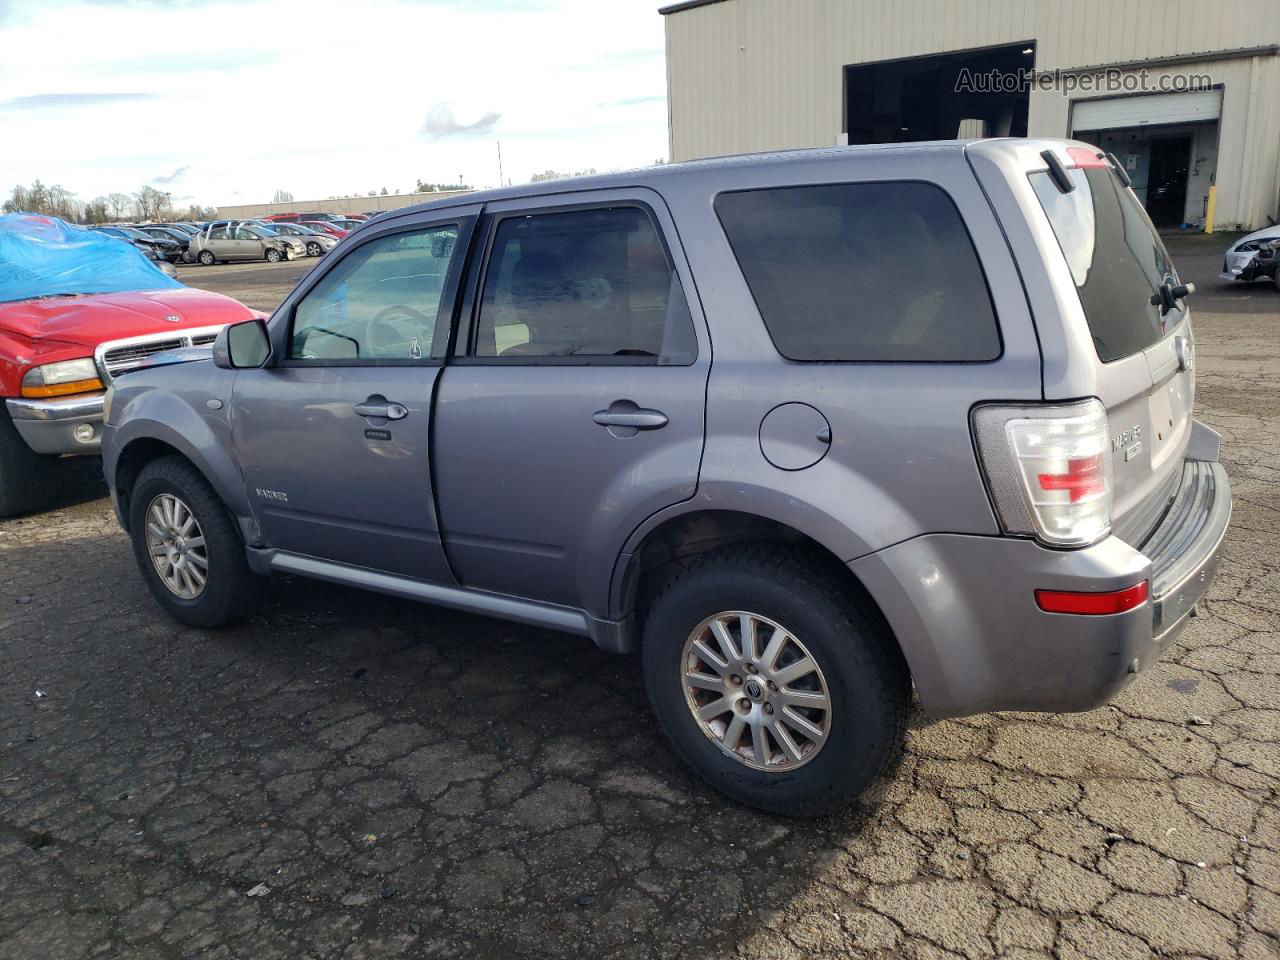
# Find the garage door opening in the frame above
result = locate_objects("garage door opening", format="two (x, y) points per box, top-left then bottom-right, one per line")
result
(1072, 89), (1222, 230)
(844, 42), (1035, 144)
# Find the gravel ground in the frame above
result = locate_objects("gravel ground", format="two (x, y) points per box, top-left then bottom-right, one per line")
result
(1, 234), (1277, 959)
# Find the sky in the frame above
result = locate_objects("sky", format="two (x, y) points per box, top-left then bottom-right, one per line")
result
(0, 0), (671, 208)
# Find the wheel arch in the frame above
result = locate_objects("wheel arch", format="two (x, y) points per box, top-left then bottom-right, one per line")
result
(110, 416), (253, 543)
(610, 507), (906, 671)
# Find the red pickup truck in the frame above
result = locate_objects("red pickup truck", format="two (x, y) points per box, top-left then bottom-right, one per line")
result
(1, 214), (258, 516)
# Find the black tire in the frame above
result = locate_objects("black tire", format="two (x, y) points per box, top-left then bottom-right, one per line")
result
(306, 241), (321, 257)
(0, 409), (55, 517)
(198, 249), (215, 265)
(128, 455), (265, 628)
(641, 544), (909, 816)
(265, 248), (282, 263)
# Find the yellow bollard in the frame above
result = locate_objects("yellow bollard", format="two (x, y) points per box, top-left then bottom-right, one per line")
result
(1205, 185), (1216, 235)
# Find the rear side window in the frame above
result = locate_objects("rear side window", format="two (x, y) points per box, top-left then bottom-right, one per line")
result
(1031, 167), (1178, 362)
(473, 206), (696, 363)
(715, 182), (1000, 362)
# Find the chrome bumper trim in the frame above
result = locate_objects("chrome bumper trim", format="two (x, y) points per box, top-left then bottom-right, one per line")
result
(6, 393), (105, 421)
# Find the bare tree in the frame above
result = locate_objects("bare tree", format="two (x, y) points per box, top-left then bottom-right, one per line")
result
(272, 189), (294, 203)
(3, 179), (81, 220)
(83, 197), (111, 224)
(133, 185), (171, 222)
(107, 193), (133, 221)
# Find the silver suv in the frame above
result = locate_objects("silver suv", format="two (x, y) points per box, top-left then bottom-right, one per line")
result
(102, 139), (1230, 815)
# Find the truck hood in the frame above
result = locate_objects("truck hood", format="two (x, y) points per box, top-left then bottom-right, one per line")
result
(0, 287), (258, 347)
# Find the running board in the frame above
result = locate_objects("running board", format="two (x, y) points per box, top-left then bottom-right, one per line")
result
(268, 551), (594, 637)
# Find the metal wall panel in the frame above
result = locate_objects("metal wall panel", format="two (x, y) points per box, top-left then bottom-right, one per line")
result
(664, 0), (1280, 228)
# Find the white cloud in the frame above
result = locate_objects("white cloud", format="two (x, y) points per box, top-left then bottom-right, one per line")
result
(0, 0), (669, 206)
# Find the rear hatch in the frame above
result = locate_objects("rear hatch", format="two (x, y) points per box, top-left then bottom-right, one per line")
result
(1027, 148), (1194, 546)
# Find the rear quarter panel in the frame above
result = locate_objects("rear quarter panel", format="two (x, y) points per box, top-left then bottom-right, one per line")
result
(640, 145), (1043, 565)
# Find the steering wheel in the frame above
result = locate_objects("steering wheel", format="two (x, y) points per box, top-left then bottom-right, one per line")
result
(365, 304), (432, 358)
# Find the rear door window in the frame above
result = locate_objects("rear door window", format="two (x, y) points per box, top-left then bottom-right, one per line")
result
(1030, 166), (1179, 362)
(715, 182), (1000, 362)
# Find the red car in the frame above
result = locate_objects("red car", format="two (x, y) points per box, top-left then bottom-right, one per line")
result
(300, 220), (349, 239)
(1, 214), (258, 516)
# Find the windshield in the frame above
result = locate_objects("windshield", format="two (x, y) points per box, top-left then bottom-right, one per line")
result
(1031, 165), (1180, 362)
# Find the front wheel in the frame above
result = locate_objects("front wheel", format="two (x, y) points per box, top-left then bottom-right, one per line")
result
(265, 248), (282, 263)
(641, 545), (909, 816)
(0, 409), (54, 517)
(128, 456), (266, 628)
(306, 241), (321, 257)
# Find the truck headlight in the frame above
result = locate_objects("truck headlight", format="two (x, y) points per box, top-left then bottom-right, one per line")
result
(21, 358), (104, 399)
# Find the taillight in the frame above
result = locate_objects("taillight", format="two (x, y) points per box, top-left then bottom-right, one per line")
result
(972, 399), (1113, 547)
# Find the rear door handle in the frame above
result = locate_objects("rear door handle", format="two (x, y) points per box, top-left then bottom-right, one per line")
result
(592, 408), (668, 429)
(354, 399), (408, 420)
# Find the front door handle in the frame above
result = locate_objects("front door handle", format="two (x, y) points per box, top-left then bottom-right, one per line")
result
(592, 408), (668, 429)
(354, 398), (408, 420)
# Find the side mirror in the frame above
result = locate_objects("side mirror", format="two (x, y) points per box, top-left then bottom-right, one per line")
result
(213, 318), (271, 369)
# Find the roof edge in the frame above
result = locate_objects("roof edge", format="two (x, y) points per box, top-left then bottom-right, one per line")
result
(658, 0), (732, 15)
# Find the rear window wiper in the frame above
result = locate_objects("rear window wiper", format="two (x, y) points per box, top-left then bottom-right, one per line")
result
(1150, 280), (1195, 316)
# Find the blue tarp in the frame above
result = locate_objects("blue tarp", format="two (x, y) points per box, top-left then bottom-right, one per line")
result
(0, 212), (182, 304)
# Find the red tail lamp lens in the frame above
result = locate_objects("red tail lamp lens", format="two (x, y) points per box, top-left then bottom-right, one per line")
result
(1036, 581), (1149, 615)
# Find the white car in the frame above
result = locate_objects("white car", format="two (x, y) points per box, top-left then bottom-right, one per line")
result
(1219, 225), (1280, 281)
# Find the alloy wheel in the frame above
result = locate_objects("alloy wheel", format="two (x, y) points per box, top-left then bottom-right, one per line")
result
(680, 610), (832, 771)
(144, 493), (208, 599)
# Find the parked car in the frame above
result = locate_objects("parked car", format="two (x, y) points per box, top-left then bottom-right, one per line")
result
(190, 221), (307, 264)
(263, 212), (339, 224)
(138, 224), (195, 262)
(331, 218), (364, 232)
(102, 140), (1229, 815)
(299, 220), (349, 240)
(90, 225), (183, 262)
(1236, 239), (1280, 289)
(263, 222), (338, 257)
(0, 213), (256, 516)
(1219, 224), (1280, 281)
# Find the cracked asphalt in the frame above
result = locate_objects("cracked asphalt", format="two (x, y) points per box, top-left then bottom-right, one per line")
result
(2, 234), (1278, 959)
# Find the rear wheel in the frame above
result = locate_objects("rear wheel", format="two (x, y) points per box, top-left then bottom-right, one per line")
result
(0, 409), (54, 517)
(198, 249), (215, 265)
(641, 544), (909, 816)
(128, 456), (265, 627)
(265, 248), (282, 263)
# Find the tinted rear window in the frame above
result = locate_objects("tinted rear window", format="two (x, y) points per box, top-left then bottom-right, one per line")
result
(1031, 166), (1179, 362)
(715, 182), (1000, 362)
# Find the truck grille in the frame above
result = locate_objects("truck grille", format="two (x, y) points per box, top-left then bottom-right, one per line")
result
(95, 325), (227, 381)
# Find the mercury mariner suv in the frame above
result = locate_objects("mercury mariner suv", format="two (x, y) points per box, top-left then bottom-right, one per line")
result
(102, 139), (1230, 815)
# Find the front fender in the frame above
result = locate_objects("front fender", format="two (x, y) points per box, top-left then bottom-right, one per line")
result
(103, 366), (252, 537)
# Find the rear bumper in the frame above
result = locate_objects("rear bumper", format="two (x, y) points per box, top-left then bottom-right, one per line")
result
(852, 427), (1230, 716)
(5, 394), (105, 455)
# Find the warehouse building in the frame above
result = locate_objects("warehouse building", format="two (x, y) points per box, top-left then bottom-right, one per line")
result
(661, 0), (1280, 230)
